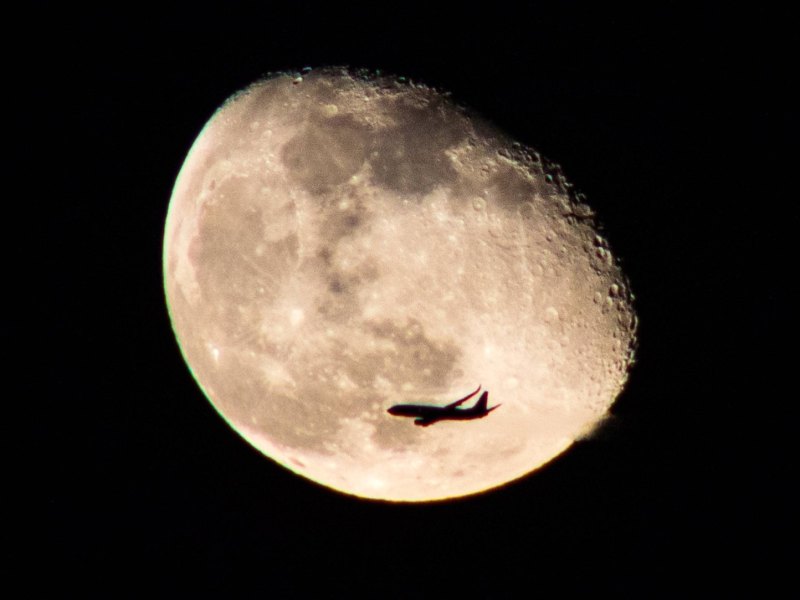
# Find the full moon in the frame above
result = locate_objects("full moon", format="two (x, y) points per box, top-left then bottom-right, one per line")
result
(163, 67), (637, 501)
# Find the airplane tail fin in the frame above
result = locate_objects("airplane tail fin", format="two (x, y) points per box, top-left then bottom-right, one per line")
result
(475, 391), (489, 412)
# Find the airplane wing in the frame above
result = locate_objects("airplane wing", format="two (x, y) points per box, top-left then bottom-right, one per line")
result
(443, 385), (481, 410)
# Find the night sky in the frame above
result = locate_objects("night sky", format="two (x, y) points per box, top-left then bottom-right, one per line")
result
(32, 3), (790, 595)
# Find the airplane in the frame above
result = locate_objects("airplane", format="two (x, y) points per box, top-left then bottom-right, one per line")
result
(387, 385), (500, 426)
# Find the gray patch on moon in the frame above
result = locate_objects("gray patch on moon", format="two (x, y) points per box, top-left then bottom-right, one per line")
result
(368, 102), (465, 195)
(281, 115), (369, 194)
(317, 191), (372, 245)
(485, 162), (543, 213)
(279, 93), (467, 198)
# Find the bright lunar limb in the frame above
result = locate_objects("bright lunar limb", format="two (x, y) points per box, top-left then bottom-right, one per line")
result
(163, 67), (637, 501)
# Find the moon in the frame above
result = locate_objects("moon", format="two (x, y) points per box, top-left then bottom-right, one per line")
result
(163, 67), (637, 501)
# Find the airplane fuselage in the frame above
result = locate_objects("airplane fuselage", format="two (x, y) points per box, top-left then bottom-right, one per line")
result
(387, 388), (500, 426)
(387, 405), (492, 420)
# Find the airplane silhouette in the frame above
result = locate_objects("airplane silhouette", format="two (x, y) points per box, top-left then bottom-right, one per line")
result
(387, 385), (500, 426)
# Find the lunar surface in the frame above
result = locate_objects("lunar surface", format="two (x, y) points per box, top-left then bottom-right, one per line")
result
(163, 67), (637, 501)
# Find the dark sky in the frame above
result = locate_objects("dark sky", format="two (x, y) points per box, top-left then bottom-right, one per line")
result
(32, 3), (790, 595)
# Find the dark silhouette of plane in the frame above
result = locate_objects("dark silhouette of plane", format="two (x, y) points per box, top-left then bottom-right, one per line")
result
(387, 385), (500, 426)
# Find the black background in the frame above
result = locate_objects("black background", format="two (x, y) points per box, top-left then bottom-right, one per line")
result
(31, 3), (790, 596)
